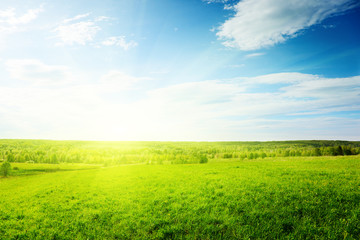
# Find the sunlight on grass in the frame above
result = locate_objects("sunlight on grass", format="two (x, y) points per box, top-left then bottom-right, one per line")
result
(1, 154), (359, 239)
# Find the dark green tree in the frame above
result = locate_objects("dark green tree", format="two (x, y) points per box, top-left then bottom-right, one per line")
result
(6, 153), (14, 162)
(313, 148), (321, 156)
(335, 146), (344, 156)
(1, 161), (11, 177)
(199, 155), (208, 164)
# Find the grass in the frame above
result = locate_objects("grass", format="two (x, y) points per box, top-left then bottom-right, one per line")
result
(4, 163), (101, 177)
(0, 156), (360, 239)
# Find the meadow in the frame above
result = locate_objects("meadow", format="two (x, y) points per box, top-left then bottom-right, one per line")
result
(0, 140), (360, 239)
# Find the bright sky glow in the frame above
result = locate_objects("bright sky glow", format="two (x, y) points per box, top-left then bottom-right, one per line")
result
(0, 0), (359, 141)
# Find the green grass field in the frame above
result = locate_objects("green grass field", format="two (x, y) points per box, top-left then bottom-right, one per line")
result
(1, 155), (359, 239)
(4, 163), (101, 177)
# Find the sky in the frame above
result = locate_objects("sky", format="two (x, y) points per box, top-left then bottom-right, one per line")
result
(0, 0), (359, 141)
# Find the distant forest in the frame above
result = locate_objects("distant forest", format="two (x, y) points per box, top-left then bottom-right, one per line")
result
(0, 140), (359, 165)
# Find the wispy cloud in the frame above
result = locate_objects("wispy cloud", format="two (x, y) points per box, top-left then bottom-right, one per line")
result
(63, 13), (91, 24)
(95, 16), (110, 22)
(245, 52), (265, 58)
(217, 0), (359, 50)
(0, 6), (43, 35)
(146, 73), (360, 118)
(203, 0), (231, 4)
(134, 73), (360, 140)
(101, 36), (138, 50)
(54, 14), (135, 48)
(0, 6), (43, 25)
(202, 0), (236, 9)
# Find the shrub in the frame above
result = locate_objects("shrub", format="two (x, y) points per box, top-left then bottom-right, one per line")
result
(1, 161), (11, 177)
(199, 155), (208, 164)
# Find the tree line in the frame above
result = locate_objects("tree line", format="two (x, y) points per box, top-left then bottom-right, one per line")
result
(0, 140), (359, 166)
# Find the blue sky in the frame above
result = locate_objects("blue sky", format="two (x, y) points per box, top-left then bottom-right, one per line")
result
(0, 0), (359, 141)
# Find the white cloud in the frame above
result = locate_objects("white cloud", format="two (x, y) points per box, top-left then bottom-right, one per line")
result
(5, 59), (73, 86)
(249, 72), (317, 84)
(146, 74), (360, 118)
(101, 36), (138, 50)
(1, 70), (359, 140)
(136, 73), (360, 140)
(0, 6), (43, 25)
(217, 0), (359, 50)
(54, 20), (101, 45)
(54, 15), (132, 47)
(0, 6), (43, 36)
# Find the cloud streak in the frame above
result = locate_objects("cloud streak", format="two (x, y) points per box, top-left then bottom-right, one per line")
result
(245, 52), (265, 58)
(63, 13), (91, 24)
